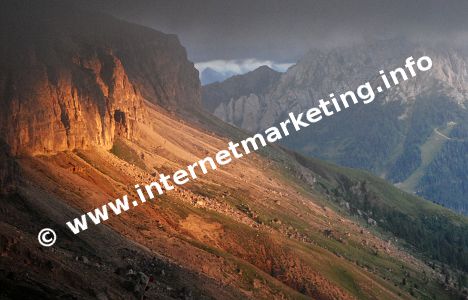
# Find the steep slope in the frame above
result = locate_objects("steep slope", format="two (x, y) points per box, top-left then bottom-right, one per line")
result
(204, 40), (468, 214)
(0, 0), (200, 155)
(3, 101), (467, 299)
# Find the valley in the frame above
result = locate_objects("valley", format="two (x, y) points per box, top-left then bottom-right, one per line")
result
(397, 122), (456, 193)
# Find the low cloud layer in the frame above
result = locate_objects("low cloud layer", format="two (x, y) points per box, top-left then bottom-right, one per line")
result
(195, 59), (293, 85)
(195, 59), (293, 75)
(82, 0), (468, 63)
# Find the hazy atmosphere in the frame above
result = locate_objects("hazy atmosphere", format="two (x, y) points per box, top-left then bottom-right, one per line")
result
(77, 0), (468, 83)
(83, 0), (468, 63)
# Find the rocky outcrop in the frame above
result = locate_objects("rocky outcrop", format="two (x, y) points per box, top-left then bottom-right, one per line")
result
(202, 65), (280, 113)
(0, 1), (200, 155)
(0, 47), (143, 155)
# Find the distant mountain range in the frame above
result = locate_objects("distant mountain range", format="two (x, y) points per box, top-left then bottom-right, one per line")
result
(199, 67), (236, 85)
(203, 65), (281, 118)
(203, 40), (468, 215)
(196, 60), (293, 85)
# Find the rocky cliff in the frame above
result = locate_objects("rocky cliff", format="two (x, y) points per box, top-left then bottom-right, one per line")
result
(202, 66), (281, 132)
(0, 1), (200, 155)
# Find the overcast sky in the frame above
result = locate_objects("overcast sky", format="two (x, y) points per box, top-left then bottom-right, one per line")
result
(78, 0), (468, 80)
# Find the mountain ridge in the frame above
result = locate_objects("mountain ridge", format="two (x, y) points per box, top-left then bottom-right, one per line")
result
(203, 40), (468, 214)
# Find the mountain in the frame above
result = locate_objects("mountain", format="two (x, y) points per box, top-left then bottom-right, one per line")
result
(1, 3), (467, 299)
(203, 66), (281, 131)
(0, 0), (199, 155)
(204, 39), (468, 214)
(199, 67), (236, 85)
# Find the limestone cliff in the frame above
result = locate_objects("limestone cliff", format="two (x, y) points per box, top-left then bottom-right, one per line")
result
(0, 1), (200, 155)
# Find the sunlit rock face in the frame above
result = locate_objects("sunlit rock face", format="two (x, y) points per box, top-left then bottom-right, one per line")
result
(0, 2), (200, 155)
(1, 49), (143, 155)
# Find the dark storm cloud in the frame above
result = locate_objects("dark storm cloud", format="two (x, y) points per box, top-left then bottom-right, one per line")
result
(81, 0), (468, 62)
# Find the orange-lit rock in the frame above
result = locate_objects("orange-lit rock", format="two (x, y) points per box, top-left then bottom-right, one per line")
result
(0, 3), (200, 155)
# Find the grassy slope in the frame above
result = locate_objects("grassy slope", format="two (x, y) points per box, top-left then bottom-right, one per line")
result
(13, 105), (465, 299)
(192, 108), (468, 266)
(292, 153), (468, 269)
(191, 107), (467, 225)
(185, 108), (468, 297)
(399, 123), (455, 192)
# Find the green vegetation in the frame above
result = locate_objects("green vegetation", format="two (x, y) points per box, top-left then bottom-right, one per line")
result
(398, 123), (454, 192)
(282, 93), (468, 215)
(293, 153), (468, 273)
(110, 138), (147, 170)
(387, 95), (462, 183)
(190, 106), (467, 298)
(416, 121), (468, 214)
(419, 139), (468, 214)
